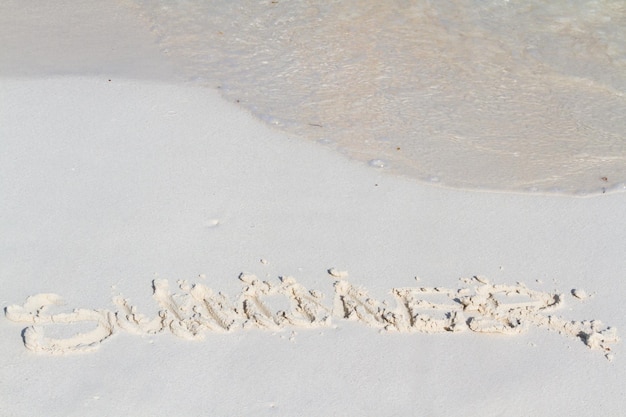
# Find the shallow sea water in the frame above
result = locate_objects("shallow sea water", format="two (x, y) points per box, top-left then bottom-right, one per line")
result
(129, 0), (626, 195)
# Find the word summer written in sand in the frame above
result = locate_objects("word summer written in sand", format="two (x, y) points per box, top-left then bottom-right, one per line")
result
(5, 271), (619, 360)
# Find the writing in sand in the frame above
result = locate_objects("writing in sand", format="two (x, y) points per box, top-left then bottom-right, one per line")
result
(4, 271), (619, 359)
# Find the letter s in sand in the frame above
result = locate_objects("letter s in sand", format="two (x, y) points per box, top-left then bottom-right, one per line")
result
(5, 294), (116, 354)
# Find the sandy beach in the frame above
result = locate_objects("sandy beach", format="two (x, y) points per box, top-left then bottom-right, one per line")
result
(1, 2), (625, 416)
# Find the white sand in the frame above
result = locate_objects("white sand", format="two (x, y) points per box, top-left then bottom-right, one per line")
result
(1, 2), (625, 416)
(3, 75), (625, 417)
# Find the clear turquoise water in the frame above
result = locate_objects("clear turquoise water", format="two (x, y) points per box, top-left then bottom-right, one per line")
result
(132, 0), (626, 195)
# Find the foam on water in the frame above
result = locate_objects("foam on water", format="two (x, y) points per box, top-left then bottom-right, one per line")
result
(129, 0), (626, 195)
